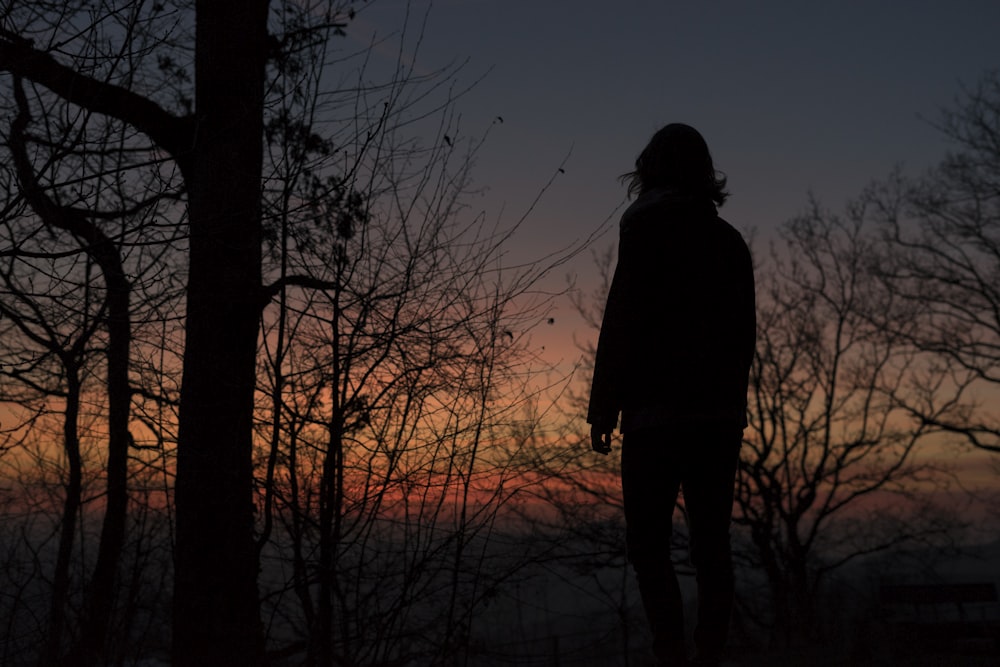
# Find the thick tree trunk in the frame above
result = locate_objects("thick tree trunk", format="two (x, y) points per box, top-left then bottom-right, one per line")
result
(1, 3), (271, 663)
(172, 1), (269, 665)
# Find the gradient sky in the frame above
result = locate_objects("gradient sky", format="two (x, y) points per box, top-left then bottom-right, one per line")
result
(348, 0), (1000, 369)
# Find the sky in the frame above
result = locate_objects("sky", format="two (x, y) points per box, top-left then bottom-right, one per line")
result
(346, 0), (1000, 368)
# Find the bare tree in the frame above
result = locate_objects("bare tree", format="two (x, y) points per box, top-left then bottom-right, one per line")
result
(0, 246), (102, 665)
(735, 203), (957, 648)
(0, 0), (304, 662)
(6, 77), (137, 667)
(868, 69), (1000, 455)
(0, 17), (187, 660)
(250, 24), (580, 659)
(547, 198), (968, 658)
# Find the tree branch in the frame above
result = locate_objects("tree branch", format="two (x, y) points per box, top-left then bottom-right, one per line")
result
(0, 30), (193, 160)
(261, 274), (340, 305)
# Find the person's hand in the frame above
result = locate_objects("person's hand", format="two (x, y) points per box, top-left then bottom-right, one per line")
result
(590, 425), (612, 455)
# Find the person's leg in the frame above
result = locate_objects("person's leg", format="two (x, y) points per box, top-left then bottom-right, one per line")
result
(679, 423), (742, 664)
(621, 428), (686, 665)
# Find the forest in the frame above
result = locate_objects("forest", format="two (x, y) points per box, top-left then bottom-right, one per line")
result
(1, 2), (998, 666)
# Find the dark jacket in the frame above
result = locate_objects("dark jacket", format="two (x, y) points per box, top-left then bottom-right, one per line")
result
(586, 188), (756, 432)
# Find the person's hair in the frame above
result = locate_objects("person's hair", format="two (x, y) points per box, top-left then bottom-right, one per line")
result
(620, 123), (729, 206)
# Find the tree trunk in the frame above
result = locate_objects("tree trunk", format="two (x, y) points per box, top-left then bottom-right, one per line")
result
(10, 76), (132, 667)
(42, 368), (82, 667)
(67, 256), (131, 667)
(172, 1), (269, 664)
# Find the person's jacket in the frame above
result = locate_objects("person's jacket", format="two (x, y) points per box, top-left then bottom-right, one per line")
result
(586, 187), (756, 432)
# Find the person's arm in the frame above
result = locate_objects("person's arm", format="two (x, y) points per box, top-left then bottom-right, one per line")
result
(586, 236), (631, 452)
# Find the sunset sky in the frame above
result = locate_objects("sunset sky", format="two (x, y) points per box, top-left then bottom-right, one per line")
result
(346, 1), (1000, 371)
(4, 6), (997, 662)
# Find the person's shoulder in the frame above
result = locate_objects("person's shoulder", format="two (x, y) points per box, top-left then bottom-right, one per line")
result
(713, 213), (738, 233)
(619, 190), (668, 232)
(713, 215), (750, 246)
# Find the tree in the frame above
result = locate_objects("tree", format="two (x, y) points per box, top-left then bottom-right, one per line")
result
(868, 69), (1000, 455)
(249, 37), (578, 658)
(1, 1), (283, 662)
(556, 202), (965, 657)
(735, 202), (957, 648)
(0, 10), (187, 661)
(0, 232), (105, 665)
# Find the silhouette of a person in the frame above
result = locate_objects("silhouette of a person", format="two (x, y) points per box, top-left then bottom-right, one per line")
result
(587, 123), (755, 667)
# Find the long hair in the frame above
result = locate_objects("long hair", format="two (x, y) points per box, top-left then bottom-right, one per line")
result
(621, 123), (729, 206)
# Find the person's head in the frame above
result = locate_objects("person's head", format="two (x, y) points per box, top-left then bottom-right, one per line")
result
(621, 123), (729, 206)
